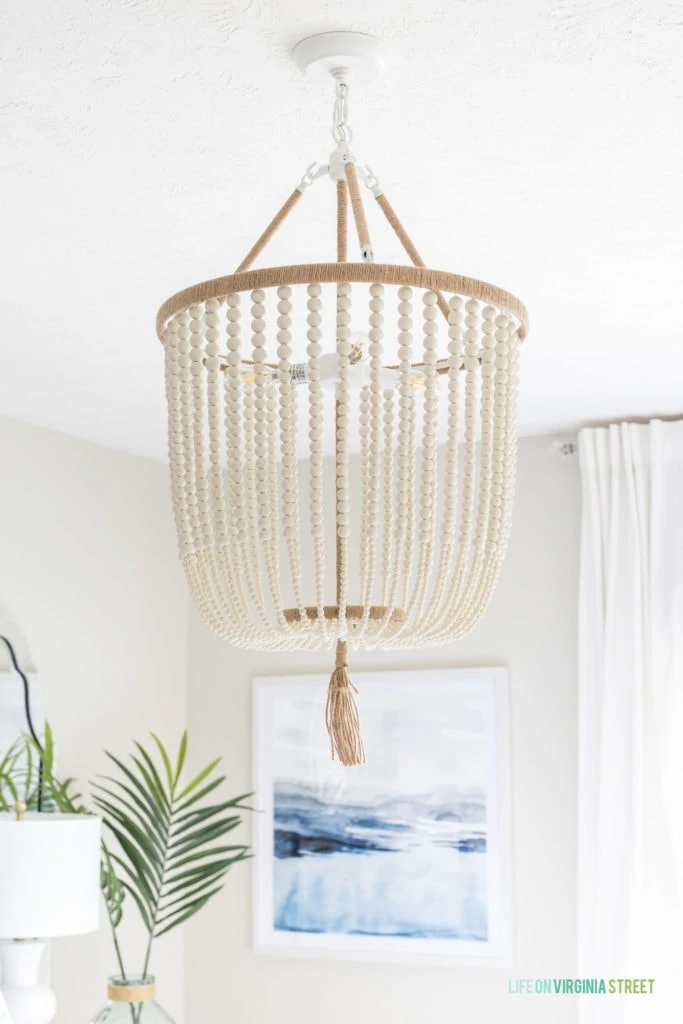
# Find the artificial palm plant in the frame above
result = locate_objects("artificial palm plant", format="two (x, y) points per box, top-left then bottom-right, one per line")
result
(93, 733), (251, 976)
(0, 728), (251, 983)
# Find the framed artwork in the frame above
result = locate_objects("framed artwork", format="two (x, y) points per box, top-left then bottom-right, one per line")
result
(253, 666), (512, 966)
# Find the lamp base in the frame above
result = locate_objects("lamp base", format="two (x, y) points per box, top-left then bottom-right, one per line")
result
(0, 941), (56, 1024)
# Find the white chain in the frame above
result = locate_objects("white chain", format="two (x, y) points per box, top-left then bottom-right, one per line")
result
(301, 73), (385, 196)
(332, 70), (352, 145)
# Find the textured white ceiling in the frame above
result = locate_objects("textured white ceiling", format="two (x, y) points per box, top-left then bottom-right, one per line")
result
(1, 0), (682, 460)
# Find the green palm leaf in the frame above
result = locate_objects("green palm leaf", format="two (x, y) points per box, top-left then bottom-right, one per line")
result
(91, 784), (166, 852)
(93, 733), (251, 976)
(0, 741), (21, 809)
(150, 733), (174, 790)
(154, 888), (221, 938)
(101, 845), (125, 929)
(173, 776), (226, 815)
(176, 757), (222, 801)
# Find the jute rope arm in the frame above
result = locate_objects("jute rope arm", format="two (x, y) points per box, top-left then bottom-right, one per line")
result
(234, 188), (303, 274)
(336, 179), (348, 263)
(344, 163), (373, 262)
(374, 191), (450, 322)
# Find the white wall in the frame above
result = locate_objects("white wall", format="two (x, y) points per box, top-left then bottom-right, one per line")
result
(0, 416), (188, 1023)
(184, 434), (580, 1024)
(0, 419), (581, 1023)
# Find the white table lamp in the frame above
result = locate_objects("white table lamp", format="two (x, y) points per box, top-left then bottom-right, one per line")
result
(0, 804), (101, 1024)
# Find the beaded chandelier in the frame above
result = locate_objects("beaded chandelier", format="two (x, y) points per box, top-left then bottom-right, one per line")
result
(156, 34), (528, 765)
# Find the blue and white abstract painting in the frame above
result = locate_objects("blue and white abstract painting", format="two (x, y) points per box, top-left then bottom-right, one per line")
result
(254, 667), (511, 965)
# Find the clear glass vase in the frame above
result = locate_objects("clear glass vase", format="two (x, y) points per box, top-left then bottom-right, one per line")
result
(90, 977), (174, 1023)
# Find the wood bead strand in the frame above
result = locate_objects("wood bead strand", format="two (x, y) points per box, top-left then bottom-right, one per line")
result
(358, 283), (383, 637)
(265, 371), (287, 628)
(188, 304), (238, 633)
(435, 314), (518, 643)
(499, 325), (520, 555)
(358, 383), (371, 622)
(164, 317), (191, 560)
(175, 311), (199, 558)
(335, 281), (352, 629)
(407, 290), (440, 631)
(457, 299), (494, 615)
(480, 312), (510, 576)
(203, 298), (244, 632)
(205, 298), (227, 551)
(430, 307), (485, 643)
(397, 286), (417, 618)
(277, 286), (306, 621)
(421, 293), (464, 634)
(306, 283), (326, 631)
(374, 285), (413, 641)
(380, 386), (394, 608)
(456, 319), (517, 638)
(251, 291), (277, 618)
(223, 293), (251, 626)
(189, 305), (210, 550)
(449, 299), (480, 615)
(240, 291), (272, 629)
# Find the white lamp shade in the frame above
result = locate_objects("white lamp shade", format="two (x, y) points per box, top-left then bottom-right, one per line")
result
(0, 813), (101, 938)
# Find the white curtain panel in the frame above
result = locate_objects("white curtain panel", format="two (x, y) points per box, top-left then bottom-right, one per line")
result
(578, 419), (683, 1023)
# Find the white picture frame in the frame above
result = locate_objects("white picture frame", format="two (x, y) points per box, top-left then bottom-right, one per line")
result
(253, 666), (512, 967)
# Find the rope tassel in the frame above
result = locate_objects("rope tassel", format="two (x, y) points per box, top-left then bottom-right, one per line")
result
(326, 640), (365, 766)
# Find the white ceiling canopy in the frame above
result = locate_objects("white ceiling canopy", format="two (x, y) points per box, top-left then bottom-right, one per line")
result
(1, 0), (682, 460)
